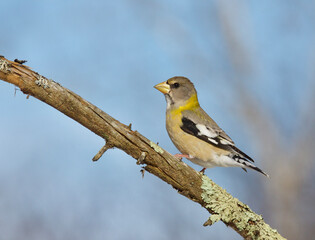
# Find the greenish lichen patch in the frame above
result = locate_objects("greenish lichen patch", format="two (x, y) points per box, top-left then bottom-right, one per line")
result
(149, 141), (164, 154)
(201, 175), (285, 239)
(209, 214), (221, 225)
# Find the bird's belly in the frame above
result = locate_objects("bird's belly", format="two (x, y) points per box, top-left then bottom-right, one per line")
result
(166, 122), (225, 168)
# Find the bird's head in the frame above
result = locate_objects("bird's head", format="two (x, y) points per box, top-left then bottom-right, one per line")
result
(154, 76), (198, 109)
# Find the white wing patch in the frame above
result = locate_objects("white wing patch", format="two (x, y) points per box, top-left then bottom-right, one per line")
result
(196, 124), (217, 138)
(181, 117), (234, 147)
(219, 138), (233, 145)
(196, 124), (234, 146)
(196, 124), (219, 144)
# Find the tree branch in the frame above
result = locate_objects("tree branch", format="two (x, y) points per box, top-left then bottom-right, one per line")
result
(0, 56), (285, 239)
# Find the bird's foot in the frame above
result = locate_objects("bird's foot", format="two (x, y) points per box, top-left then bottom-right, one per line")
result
(200, 168), (206, 174)
(174, 154), (190, 161)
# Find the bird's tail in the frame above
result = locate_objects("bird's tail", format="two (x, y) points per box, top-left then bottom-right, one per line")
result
(234, 156), (269, 178)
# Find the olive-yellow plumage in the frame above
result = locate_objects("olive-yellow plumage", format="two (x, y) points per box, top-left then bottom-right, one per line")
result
(154, 76), (268, 177)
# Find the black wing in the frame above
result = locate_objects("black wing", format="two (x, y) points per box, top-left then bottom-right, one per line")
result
(180, 117), (254, 162)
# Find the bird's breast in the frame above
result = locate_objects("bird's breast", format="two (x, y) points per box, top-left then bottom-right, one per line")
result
(166, 110), (229, 166)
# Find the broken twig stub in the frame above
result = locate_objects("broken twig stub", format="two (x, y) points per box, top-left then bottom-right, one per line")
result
(92, 142), (114, 161)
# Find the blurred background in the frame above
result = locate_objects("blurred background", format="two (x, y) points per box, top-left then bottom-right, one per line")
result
(1, 0), (314, 239)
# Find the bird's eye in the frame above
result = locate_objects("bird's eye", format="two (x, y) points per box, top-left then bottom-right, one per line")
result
(173, 82), (180, 88)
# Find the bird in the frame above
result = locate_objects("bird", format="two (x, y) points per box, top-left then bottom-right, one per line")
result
(154, 76), (269, 177)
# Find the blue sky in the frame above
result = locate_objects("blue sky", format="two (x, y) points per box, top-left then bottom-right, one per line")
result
(1, 1), (314, 239)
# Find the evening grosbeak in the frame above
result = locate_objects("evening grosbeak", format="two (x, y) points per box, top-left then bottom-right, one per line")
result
(154, 76), (268, 177)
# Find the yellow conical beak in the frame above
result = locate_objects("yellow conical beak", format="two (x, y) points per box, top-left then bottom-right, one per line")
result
(154, 81), (170, 94)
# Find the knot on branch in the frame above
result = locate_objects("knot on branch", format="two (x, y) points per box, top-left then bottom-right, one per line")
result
(136, 152), (147, 165)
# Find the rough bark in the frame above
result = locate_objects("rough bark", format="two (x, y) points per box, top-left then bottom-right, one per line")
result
(0, 56), (285, 239)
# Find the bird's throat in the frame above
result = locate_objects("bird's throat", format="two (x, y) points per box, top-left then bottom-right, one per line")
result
(170, 93), (199, 115)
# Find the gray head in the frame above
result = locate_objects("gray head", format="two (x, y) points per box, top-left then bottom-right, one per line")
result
(154, 76), (198, 108)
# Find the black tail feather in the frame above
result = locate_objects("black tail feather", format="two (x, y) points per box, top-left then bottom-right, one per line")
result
(233, 155), (269, 178)
(247, 164), (270, 178)
(230, 145), (255, 162)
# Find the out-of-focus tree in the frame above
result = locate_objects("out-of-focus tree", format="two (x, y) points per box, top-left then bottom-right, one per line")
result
(216, 2), (315, 239)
